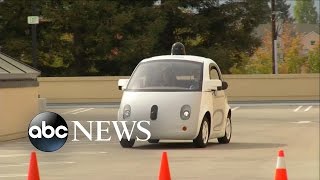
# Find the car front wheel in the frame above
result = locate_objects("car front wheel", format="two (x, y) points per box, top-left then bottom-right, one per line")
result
(193, 117), (210, 148)
(218, 116), (232, 144)
(120, 139), (135, 148)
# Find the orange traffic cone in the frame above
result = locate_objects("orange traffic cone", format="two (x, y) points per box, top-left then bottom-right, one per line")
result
(27, 151), (40, 180)
(159, 152), (171, 180)
(274, 149), (288, 180)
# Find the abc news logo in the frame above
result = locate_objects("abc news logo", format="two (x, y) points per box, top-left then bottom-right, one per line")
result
(28, 112), (151, 152)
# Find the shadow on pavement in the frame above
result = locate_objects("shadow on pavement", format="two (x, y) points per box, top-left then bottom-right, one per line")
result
(133, 142), (287, 150)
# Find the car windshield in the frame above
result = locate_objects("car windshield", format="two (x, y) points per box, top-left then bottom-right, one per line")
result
(126, 60), (203, 91)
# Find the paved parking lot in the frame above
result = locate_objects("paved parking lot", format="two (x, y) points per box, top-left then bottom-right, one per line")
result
(0, 103), (319, 180)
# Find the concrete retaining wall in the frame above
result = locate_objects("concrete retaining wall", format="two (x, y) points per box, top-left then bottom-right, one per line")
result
(0, 87), (39, 141)
(38, 74), (320, 103)
(224, 74), (319, 101)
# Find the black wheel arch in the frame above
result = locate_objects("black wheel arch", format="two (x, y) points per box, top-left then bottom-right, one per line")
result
(228, 109), (231, 118)
(204, 111), (211, 136)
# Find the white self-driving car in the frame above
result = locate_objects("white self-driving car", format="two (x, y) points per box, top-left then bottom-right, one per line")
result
(117, 53), (232, 148)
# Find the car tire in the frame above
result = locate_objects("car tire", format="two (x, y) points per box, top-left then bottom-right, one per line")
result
(148, 139), (160, 143)
(193, 117), (210, 148)
(218, 116), (232, 144)
(120, 139), (135, 148)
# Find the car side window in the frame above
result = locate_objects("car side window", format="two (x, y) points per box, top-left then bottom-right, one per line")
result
(209, 65), (221, 80)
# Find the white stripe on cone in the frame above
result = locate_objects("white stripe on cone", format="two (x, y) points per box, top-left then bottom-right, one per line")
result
(276, 157), (286, 169)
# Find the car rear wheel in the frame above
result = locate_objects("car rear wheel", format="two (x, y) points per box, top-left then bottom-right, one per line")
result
(193, 117), (209, 148)
(148, 139), (160, 143)
(218, 116), (232, 144)
(120, 139), (135, 148)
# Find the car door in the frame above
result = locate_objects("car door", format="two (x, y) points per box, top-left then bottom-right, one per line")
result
(209, 64), (226, 132)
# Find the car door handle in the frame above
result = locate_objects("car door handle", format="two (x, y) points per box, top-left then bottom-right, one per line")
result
(150, 105), (158, 120)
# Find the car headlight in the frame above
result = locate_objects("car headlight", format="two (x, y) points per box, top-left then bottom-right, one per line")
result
(123, 104), (131, 119)
(180, 105), (191, 120)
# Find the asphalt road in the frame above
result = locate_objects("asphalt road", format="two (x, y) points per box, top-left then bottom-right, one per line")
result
(0, 103), (319, 180)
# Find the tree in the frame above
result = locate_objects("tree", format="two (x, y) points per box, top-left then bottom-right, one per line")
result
(0, 0), (36, 63)
(0, 0), (75, 76)
(0, 0), (272, 76)
(181, 0), (271, 73)
(37, 0), (160, 76)
(230, 29), (273, 74)
(282, 35), (306, 73)
(275, 0), (291, 22)
(230, 23), (311, 74)
(306, 43), (320, 73)
(294, 0), (318, 24)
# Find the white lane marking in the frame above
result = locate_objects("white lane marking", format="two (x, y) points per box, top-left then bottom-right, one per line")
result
(72, 108), (94, 114)
(304, 106), (312, 112)
(294, 106), (303, 112)
(0, 164), (27, 168)
(291, 121), (311, 124)
(98, 152), (108, 154)
(231, 107), (239, 111)
(59, 151), (108, 155)
(0, 161), (75, 168)
(40, 161), (75, 165)
(62, 108), (85, 114)
(0, 174), (27, 178)
(0, 151), (108, 158)
(0, 154), (28, 158)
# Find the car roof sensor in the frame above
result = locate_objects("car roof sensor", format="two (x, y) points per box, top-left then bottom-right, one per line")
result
(171, 42), (186, 55)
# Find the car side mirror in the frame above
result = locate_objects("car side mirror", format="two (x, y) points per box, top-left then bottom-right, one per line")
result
(218, 81), (228, 90)
(203, 79), (222, 91)
(118, 79), (129, 90)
